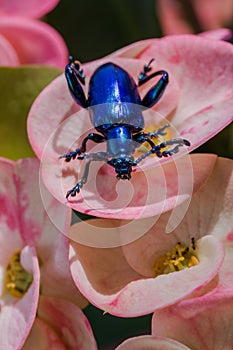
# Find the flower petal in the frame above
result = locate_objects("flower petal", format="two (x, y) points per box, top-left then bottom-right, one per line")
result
(0, 0), (59, 18)
(116, 335), (191, 350)
(35, 296), (97, 349)
(0, 16), (68, 67)
(156, 0), (194, 35)
(136, 36), (233, 151)
(69, 157), (232, 316)
(199, 28), (233, 41)
(34, 134), (217, 219)
(0, 246), (40, 349)
(70, 235), (223, 317)
(152, 293), (233, 350)
(156, 0), (233, 35)
(0, 33), (19, 65)
(23, 318), (65, 350)
(14, 158), (87, 306)
(0, 158), (24, 264)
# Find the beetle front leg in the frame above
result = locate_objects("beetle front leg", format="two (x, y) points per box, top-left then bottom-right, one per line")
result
(59, 133), (106, 162)
(138, 59), (169, 109)
(66, 152), (109, 198)
(65, 56), (88, 108)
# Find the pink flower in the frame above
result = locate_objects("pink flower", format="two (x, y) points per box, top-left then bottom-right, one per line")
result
(116, 335), (191, 349)
(151, 178), (233, 350)
(156, 0), (233, 35)
(24, 296), (97, 349)
(152, 293), (233, 349)
(0, 0), (68, 67)
(69, 157), (233, 317)
(0, 157), (95, 349)
(27, 35), (233, 219)
(152, 248), (233, 348)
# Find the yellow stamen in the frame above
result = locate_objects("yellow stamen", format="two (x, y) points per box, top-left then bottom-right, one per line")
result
(154, 238), (199, 276)
(5, 251), (33, 298)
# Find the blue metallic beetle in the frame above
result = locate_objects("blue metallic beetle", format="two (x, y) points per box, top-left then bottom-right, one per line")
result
(60, 56), (190, 198)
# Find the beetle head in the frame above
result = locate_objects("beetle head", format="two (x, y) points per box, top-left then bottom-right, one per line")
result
(108, 156), (136, 180)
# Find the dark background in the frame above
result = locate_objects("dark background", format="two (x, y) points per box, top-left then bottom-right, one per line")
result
(47, 0), (159, 62)
(47, 1), (232, 349)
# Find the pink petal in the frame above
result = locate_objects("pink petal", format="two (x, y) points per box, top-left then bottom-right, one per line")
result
(151, 190), (233, 349)
(156, 0), (194, 35)
(116, 335), (191, 350)
(35, 296), (97, 349)
(0, 157), (83, 305)
(13, 158), (71, 246)
(121, 157), (233, 274)
(34, 129), (217, 218)
(110, 36), (233, 151)
(64, 154), (216, 233)
(23, 318), (65, 350)
(193, 0), (233, 30)
(199, 28), (233, 41)
(156, 0), (233, 35)
(137, 36), (233, 149)
(39, 232), (88, 308)
(14, 158), (87, 306)
(198, 157), (233, 243)
(69, 157), (232, 316)
(52, 152), (216, 219)
(0, 16), (68, 67)
(152, 293), (233, 350)
(0, 158), (23, 257)
(27, 36), (233, 218)
(0, 33), (19, 65)
(70, 235), (223, 317)
(0, 246), (40, 349)
(0, 0), (59, 18)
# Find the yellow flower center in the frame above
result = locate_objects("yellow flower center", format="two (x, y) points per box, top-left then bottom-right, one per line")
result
(5, 251), (33, 298)
(154, 238), (199, 276)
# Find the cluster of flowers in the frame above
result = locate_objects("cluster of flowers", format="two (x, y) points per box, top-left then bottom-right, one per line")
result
(0, 0), (233, 349)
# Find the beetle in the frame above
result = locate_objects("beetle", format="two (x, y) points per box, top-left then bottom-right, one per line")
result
(60, 56), (190, 198)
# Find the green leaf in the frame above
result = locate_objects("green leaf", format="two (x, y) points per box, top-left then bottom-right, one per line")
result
(0, 66), (62, 160)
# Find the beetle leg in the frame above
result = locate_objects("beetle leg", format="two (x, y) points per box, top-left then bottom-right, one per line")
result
(69, 56), (86, 84)
(65, 56), (88, 108)
(140, 70), (169, 108)
(66, 159), (92, 198)
(138, 59), (155, 83)
(66, 152), (109, 198)
(148, 124), (170, 138)
(133, 124), (170, 144)
(59, 133), (106, 162)
(134, 138), (190, 165)
(133, 132), (156, 148)
(138, 59), (169, 109)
